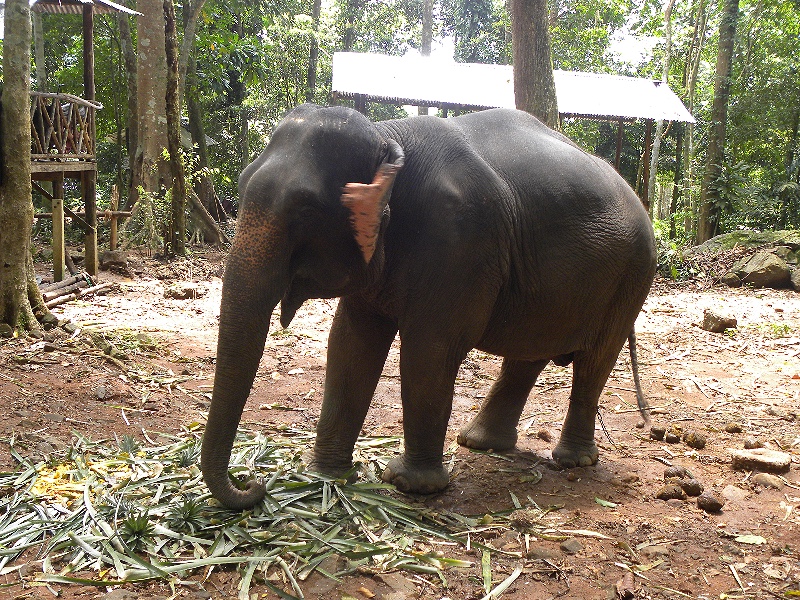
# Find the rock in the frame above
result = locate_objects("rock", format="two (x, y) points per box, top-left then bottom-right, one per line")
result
(773, 246), (798, 264)
(640, 544), (671, 558)
(62, 322), (78, 334)
(620, 472), (640, 484)
(560, 538), (583, 554)
(527, 545), (559, 560)
(164, 282), (207, 300)
(665, 431), (681, 444)
(100, 590), (138, 600)
(729, 448), (791, 473)
(536, 428), (553, 442)
(697, 491), (725, 513)
(100, 250), (129, 271)
(0, 323), (13, 337)
(702, 309), (738, 333)
(95, 386), (109, 400)
(28, 329), (45, 339)
(656, 484), (687, 501)
(41, 312), (59, 325)
(650, 425), (666, 441)
(791, 267), (800, 292)
(664, 466), (690, 480)
(722, 271), (742, 287)
(724, 423), (743, 434)
(683, 431), (707, 450)
(374, 572), (417, 596)
(509, 509), (540, 530)
(729, 251), (791, 288)
(89, 331), (112, 354)
(721, 485), (749, 502)
(744, 437), (763, 449)
(43, 413), (65, 423)
(751, 473), (784, 490)
(693, 230), (800, 254)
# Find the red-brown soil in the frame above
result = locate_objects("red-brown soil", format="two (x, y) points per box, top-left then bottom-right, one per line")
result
(1, 249), (798, 599)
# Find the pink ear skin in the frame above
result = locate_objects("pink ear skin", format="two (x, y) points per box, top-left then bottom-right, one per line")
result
(341, 161), (402, 264)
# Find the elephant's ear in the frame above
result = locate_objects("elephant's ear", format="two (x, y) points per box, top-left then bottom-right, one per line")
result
(341, 140), (404, 264)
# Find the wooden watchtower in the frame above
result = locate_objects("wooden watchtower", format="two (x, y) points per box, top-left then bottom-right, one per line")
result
(28, 0), (137, 280)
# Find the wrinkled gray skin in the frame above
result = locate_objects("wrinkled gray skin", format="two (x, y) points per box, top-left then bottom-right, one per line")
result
(201, 104), (656, 510)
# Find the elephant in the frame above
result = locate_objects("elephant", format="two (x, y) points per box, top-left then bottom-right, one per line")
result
(201, 103), (657, 510)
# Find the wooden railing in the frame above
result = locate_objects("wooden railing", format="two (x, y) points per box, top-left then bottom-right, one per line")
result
(30, 92), (101, 161)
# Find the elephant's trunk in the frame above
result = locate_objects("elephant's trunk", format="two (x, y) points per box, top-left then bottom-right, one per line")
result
(202, 204), (287, 510)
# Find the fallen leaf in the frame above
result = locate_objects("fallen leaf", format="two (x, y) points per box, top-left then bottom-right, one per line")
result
(357, 586), (375, 598)
(614, 571), (635, 599)
(595, 497), (618, 508)
(735, 534), (766, 545)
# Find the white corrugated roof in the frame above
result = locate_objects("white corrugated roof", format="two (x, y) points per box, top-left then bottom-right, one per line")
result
(30, 0), (140, 15)
(332, 52), (695, 124)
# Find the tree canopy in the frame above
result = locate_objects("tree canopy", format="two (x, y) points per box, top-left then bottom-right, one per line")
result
(0, 0), (798, 256)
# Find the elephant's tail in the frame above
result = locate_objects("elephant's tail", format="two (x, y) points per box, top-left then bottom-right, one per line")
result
(629, 327), (650, 425)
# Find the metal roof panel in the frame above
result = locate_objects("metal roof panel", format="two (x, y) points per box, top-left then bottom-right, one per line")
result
(332, 52), (695, 123)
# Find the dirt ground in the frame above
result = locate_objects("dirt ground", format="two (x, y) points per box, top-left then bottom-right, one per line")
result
(1, 248), (799, 600)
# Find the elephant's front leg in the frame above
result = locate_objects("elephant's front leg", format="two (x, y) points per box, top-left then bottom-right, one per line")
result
(311, 300), (397, 477)
(382, 335), (467, 494)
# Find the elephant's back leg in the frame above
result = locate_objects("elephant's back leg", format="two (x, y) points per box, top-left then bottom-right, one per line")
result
(457, 358), (548, 451)
(551, 336), (628, 468)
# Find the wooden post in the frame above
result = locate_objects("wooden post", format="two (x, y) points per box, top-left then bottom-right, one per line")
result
(110, 185), (119, 251)
(354, 94), (367, 114)
(83, 170), (98, 276)
(614, 118), (624, 171)
(642, 119), (653, 211)
(52, 197), (65, 282)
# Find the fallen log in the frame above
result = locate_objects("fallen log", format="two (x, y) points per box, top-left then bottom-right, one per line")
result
(43, 280), (86, 302)
(45, 282), (115, 309)
(40, 272), (93, 293)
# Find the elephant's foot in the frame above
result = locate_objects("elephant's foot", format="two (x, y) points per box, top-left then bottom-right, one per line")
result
(456, 418), (517, 451)
(382, 456), (449, 494)
(307, 456), (358, 482)
(551, 438), (599, 469)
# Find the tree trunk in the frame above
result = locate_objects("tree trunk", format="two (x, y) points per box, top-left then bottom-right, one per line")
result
(696, 0), (739, 244)
(418, 0), (434, 116)
(0, 0), (47, 333)
(33, 12), (47, 91)
(342, 0), (362, 52)
(670, 123), (684, 239)
(648, 0), (677, 207)
(306, 0), (323, 103)
(511, 0), (559, 129)
(187, 50), (223, 225)
(682, 0), (707, 226)
(136, 0), (170, 197)
(164, 0), (186, 256)
(178, 0), (207, 103)
(118, 3), (138, 210)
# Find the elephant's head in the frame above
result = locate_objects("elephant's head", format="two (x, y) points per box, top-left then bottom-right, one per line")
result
(201, 105), (404, 510)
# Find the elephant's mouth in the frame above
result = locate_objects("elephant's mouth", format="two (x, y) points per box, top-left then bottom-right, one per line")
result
(279, 273), (352, 328)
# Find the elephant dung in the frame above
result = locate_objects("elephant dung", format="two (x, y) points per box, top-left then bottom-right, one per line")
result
(729, 448), (791, 474)
(701, 309), (737, 333)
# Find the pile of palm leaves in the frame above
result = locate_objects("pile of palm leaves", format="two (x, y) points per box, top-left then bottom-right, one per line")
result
(0, 425), (554, 598)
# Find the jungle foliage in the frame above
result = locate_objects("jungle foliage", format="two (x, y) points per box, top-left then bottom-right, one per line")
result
(3, 0), (800, 240)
